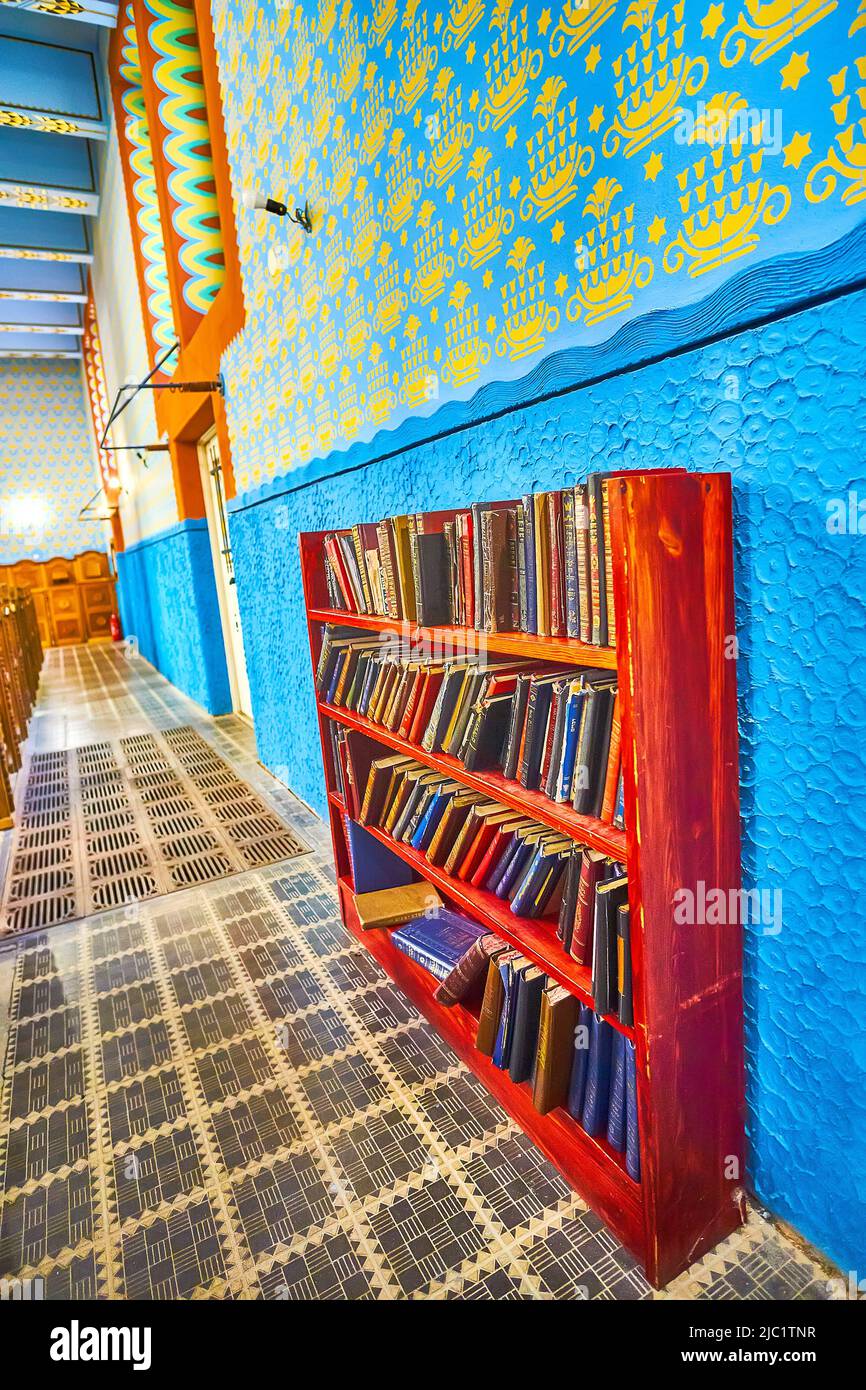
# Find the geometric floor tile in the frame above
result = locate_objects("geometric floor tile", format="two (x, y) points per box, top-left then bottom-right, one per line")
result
(0, 643), (839, 1299)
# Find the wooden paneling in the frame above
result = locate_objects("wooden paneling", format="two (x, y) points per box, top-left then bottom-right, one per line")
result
(0, 550), (118, 647)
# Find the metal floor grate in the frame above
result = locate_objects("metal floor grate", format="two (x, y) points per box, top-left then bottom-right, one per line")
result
(1, 726), (309, 937)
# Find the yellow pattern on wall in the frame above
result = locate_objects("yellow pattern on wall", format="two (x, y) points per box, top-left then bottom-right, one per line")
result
(210, 0), (864, 494)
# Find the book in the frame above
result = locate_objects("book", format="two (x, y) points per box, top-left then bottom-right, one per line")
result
(353, 882), (442, 930)
(434, 933), (506, 1006)
(570, 849), (606, 965)
(606, 1029), (627, 1152)
(625, 1039), (641, 1181)
(508, 966), (546, 1084)
(566, 1002), (593, 1120)
(476, 950), (519, 1055)
(345, 818), (416, 894)
(591, 875), (629, 1015)
(617, 903), (633, 1027)
(390, 907), (488, 980)
(532, 984), (581, 1114)
(580, 1011), (613, 1136)
(492, 954), (530, 1069)
(411, 529), (452, 626)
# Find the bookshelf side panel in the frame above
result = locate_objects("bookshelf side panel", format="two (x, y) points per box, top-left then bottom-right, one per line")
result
(617, 471), (745, 1287)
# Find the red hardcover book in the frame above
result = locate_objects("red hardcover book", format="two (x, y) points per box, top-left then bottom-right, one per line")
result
(459, 511), (474, 628)
(570, 849), (606, 965)
(470, 825), (514, 889)
(537, 691), (561, 792)
(600, 691), (622, 823)
(398, 667), (425, 738)
(548, 491), (564, 637)
(324, 534), (357, 612)
(456, 818), (498, 882)
(408, 669), (445, 744)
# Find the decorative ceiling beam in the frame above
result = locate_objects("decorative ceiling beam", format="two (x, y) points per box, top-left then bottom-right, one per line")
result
(0, 319), (81, 333)
(0, 107), (107, 141)
(0, 243), (93, 262)
(0, 347), (81, 358)
(0, 286), (86, 301)
(0, 1), (119, 28)
(0, 182), (99, 214)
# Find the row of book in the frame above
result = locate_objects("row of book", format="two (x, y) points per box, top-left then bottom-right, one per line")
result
(369, 902), (639, 1180)
(318, 627), (624, 827)
(322, 479), (616, 645)
(479, 949), (639, 1178)
(335, 733), (631, 1010)
(355, 753), (578, 920)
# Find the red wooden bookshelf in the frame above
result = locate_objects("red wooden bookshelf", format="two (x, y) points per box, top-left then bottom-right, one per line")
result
(299, 469), (745, 1288)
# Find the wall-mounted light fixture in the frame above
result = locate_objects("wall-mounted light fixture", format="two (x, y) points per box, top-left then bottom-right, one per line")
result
(243, 187), (314, 234)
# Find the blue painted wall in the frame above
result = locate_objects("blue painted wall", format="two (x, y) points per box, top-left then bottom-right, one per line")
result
(227, 280), (866, 1276)
(116, 518), (232, 715)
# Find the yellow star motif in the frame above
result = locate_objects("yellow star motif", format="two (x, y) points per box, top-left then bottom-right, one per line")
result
(551, 219), (565, 245)
(537, 7), (552, 36)
(585, 44), (601, 75)
(469, 89), (480, 112)
(647, 214), (666, 245)
(388, 80), (396, 101)
(554, 272), (568, 296)
(588, 104), (604, 134)
(433, 346), (442, 363)
(418, 149), (426, 168)
(485, 314), (497, 335)
(644, 150), (664, 182)
(466, 41), (476, 63)
(701, 3), (725, 40)
(505, 124), (517, 149)
(482, 269), (493, 290)
(449, 227), (459, 247)
(781, 51), (809, 91)
(508, 174), (521, 198)
(783, 131), (812, 170)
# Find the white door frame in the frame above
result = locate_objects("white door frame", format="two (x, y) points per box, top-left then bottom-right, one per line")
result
(197, 428), (254, 720)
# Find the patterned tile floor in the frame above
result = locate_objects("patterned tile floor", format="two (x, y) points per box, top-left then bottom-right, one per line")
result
(0, 646), (838, 1300)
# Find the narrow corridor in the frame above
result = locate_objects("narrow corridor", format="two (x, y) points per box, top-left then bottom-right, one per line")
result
(0, 650), (832, 1300)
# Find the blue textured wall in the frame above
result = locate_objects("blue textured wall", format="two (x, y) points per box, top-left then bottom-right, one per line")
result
(228, 285), (866, 1276)
(116, 518), (231, 715)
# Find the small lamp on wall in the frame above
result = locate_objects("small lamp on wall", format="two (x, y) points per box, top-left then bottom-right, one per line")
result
(243, 187), (313, 233)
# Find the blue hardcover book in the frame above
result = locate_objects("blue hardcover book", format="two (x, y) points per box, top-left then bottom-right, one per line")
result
(525, 852), (568, 919)
(495, 839), (534, 900)
(410, 788), (450, 852)
(491, 956), (526, 1069)
(485, 831), (525, 894)
(391, 909), (487, 979)
(606, 1029), (627, 1152)
(625, 1038), (641, 1181)
(566, 1003), (593, 1119)
(345, 819), (416, 894)
(556, 685), (585, 803)
(509, 847), (550, 916)
(523, 495), (537, 634)
(580, 1012), (613, 1137)
(326, 652), (346, 705)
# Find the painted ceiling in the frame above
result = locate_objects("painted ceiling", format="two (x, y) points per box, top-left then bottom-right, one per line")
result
(0, 2), (118, 361)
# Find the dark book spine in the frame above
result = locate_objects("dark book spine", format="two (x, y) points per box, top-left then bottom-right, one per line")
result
(617, 903), (633, 1027)
(516, 505), (528, 633)
(523, 495), (537, 634)
(625, 1039), (641, 1181)
(502, 675), (529, 782)
(606, 1030), (627, 1152)
(557, 847), (579, 950)
(517, 681), (540, 788)
(409, 529), (424, 626)
(589, 474), (608, 646)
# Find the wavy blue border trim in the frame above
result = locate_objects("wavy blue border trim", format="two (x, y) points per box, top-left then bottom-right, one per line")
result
(227, 216), (866, 515)
(120, 516), (207, 557)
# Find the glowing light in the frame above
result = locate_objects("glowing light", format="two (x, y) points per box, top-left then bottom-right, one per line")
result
(1, 496), (51, 534)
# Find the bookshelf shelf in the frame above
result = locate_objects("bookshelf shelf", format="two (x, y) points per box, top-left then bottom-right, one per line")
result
(301, 470), (745, 1289)
(338, 874), (644, 1253)
(336, 797), (632, 1038)
(318, 698), (627, 860)
(308, 606), (618, 671)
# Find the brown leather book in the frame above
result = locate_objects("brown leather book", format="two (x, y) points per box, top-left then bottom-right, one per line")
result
(359, 754), (413, 825)
(569, 848), (606, 965)
(532, 984), (581, 1114)
(434, 934), (506, 1007)
(476, 950), (519, 1054)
